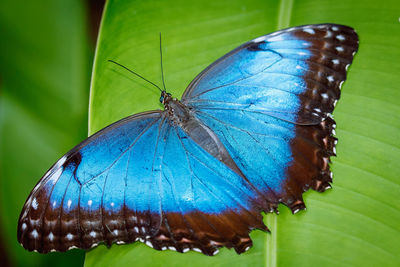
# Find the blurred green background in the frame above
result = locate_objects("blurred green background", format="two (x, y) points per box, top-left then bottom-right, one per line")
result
(0, 0), (399, 267)
(0, 0), (103, 266)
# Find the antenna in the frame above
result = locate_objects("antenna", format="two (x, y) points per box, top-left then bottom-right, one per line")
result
(108, 60), (163, 92)
(159, 33), (167, 91)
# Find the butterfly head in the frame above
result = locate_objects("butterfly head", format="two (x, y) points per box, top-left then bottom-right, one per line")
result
(160, 90), (172, 104)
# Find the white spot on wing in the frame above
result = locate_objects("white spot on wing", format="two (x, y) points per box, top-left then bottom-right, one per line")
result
(110, 202), (114, 207)
(183, 248), (190, 253)
(193, 248), (202, 253)
(336, 46), (344, 52)
(145, 241), (153, 248)
(336, 35), (345, 41)
(52, 200), (57, 208)
(66, 233), (73, 240)
(88, 200), (92, 206)
(213, 250), (220, 255)
(332, 26), (339, 31)
(90, 231), (97, 238)
(22, 223), (27, 231)
(31, 229), (39, 239)
(30, 218), (40, 226)
(67, 199), (72, 209)
(32, 198), (38, 210)
(48, 232), (54, 241)
(327, 76), (334, 82)
(325, 185), (332, 190)
(134, 226), (139, 233)
(332, 59), (339, 65)
(321, 93), (329, 99)
(168, 246), (177, 251)
(325, 31), (333, 38)
(113, 229), (119, 235)
(303, 28), (315, 34)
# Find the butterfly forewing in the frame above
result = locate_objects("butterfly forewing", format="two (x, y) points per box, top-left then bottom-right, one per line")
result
(183, 24), (358, 124)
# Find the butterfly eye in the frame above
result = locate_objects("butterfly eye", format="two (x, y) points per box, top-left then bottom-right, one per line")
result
(159, 95), (164, 103)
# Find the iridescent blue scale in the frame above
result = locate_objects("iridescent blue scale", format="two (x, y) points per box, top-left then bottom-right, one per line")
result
(18, 24), (358, 256)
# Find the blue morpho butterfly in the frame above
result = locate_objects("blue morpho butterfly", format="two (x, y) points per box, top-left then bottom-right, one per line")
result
(18, 24), (358, 256)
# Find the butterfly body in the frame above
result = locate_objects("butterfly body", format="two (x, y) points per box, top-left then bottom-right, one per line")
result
(163, 92), (244, 179)
(18, 24), (358, 256)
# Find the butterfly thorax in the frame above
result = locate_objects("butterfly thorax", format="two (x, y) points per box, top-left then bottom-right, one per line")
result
(163, 97), (191, 125)
(161, 91), (246, 179)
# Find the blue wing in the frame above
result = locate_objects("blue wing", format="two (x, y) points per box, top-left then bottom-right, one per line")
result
(18, 111), (264, 255)
(183, 24), (358, 210)
(183, 24), (358, 124)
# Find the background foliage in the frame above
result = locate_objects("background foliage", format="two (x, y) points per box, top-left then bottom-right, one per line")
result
(0, 0), (91, 266)
(0, 0), (399, 267)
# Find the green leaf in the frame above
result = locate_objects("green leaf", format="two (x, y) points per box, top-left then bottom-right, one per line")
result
(0, 0), (90, 266)
(86, 0), (400, 266)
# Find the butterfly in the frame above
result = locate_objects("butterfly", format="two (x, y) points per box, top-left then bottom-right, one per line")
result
(18, 24), (358, 256)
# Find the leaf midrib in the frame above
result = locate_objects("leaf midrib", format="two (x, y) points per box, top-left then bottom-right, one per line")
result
(265, 0), (293, 266)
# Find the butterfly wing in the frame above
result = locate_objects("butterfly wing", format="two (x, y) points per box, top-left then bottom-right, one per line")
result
(182, 24), (358, 211)
(17, 111), (162, 252)
(18, 111), (265, 255)
(183, 24), (358, 124)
